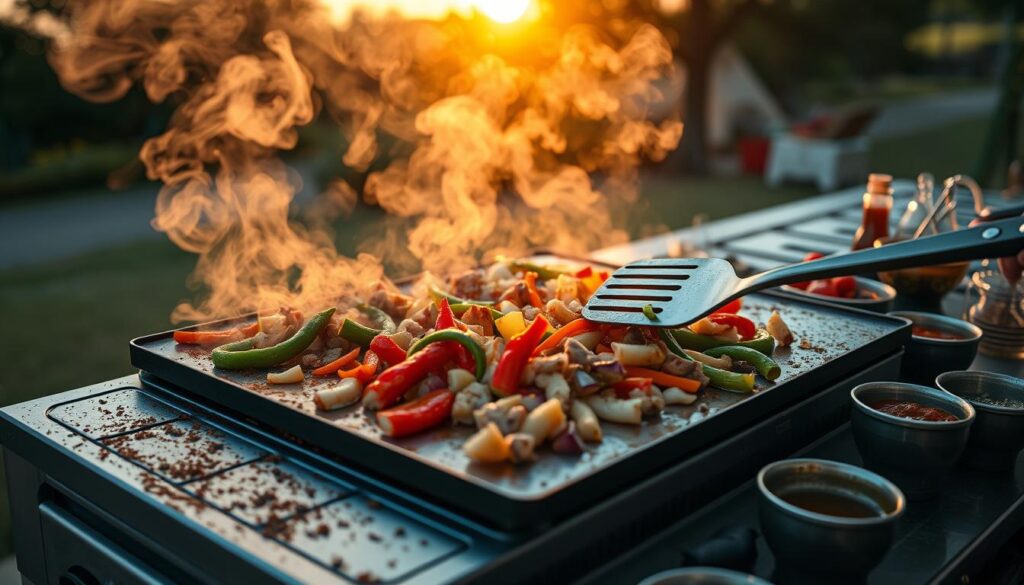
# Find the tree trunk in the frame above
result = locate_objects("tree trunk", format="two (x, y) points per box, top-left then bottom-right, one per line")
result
(677, 0), (713, 175)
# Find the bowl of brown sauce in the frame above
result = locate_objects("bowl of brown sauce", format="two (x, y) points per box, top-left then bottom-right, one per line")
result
(851, 381), (975, 500)
(757, 458), (904, 583)
(888, 311), (982, 385)
(937, 370), (1024, 471)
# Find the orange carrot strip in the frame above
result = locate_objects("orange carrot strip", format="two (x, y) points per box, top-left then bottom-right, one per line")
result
(311, 347), (360, 377)
(173, 322), (259, 345)
(623, 366), (702, 394)
(523, 271), (544, 308)
(531, 318), (599, 356)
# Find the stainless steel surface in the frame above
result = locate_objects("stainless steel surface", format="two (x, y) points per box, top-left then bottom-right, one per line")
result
(936, 370), (1024, 471)
(638, 567), (773, 585)
(584, 216), (1024, 327)
(756, 458), (903, 583)
(780, 277), (896, 313)
(850, 382), (974, 500)
(888, 310), (982, 384)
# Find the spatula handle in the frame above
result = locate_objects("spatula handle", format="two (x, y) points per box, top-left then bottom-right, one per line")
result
(744, 215), (1024, 291)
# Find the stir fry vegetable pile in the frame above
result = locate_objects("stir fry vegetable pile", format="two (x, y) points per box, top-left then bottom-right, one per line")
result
(173, 260), (794, 465)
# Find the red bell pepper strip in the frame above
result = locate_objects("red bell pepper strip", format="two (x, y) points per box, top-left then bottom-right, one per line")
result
(311, 347), (360, 377)
(433, 298), (474, 371)
(362, 344), (453, 409)
(612, 377), (653, 398)
(369, 334), (407, 367)
(531, 318), (600, 356)
(339, 350), (380, 384)
(491, 316), (550, 396)
(712, 298), (743, 315)
(523, 272), (544, 308)
(706, 314), (756, 340)
(376, 389), (455, 438)
(173, 322), (259, 345)
(574, 266), (593, 278)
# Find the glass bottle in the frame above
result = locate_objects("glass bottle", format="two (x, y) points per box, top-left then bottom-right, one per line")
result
(852, 173), (893, 250)
(895, 173), (934, 238)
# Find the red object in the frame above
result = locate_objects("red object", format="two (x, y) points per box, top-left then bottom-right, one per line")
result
(574, 266), (593, 278)
(870, 399), (957, 422)
(803, 252), (826, 262)
(622, 366), (702, 393)
(173, 322), (259, 345)
(362, 344), (453, 409)
(369, 335), (407, 367)
(338, 350), (380, 384)
(712, 298), (743, 315)
(832, 276), (857, 298)
(432, 298), (474, 371)
(707, 314), (756, 340)
(806, 280), (839, 297)
(492, 316), (550, 396)
(912, 325), (965, 340)
(738, 136), (771, 176)
(377, 389), (455, 437)
(312, 347), (360, 377)
(612, 377), (653, 398)
(523, 271), (544, 308)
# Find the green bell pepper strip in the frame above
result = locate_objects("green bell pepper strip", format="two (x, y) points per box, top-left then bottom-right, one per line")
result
(340, 304), (397, 348)
(428, 287), (494, 307)
(670, 327), (776, 356)
(212, 308), (335, 370)
(642, 304), (659, 321)
(449, 303), (504, 320)
(704, 346), (781, 381)
(406, 330), (487, 380)
(356, 303), (396, 334)
(658, 328), (756, 393)
(340, 319), (378, 348)
(507, 260), (565, 281)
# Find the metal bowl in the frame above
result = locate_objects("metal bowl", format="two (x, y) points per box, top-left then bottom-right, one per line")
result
(780, 277), (896, 313)
(936, 371), (1024, 471)
(874, 235), (969, 303)
(850, 382), (975, 500)
(888, 311), (982, 385)
(638, 567), (772, 585)
(757, 458), (904, 583)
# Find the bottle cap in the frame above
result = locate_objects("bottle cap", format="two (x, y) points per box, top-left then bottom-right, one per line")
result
(867, 173), (893, 194)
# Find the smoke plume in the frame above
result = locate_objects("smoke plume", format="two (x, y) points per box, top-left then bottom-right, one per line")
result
(7, 0), (682, 322)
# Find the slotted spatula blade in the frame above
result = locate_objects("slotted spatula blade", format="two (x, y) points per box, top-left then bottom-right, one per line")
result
(583, 215), (1024, 328)
(582, 258), (742, 328)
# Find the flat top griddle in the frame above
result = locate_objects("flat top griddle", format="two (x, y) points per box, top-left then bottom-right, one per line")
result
(130, 256), (909, 530)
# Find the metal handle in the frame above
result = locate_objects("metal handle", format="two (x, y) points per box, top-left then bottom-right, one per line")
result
(978, 200), (1024, 221)
(744, 215), (1024, 290)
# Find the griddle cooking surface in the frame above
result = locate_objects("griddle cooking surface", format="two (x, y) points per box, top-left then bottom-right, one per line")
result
(43, 386), (467, 583)
(132, 276), (908, 530)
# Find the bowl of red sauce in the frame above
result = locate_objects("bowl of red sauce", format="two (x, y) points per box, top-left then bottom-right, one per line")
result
(851, 382), (975, 500)
(888, 311), (982, 385)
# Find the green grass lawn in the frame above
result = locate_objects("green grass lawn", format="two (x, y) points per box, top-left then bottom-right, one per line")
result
(0, 113), (996, 557)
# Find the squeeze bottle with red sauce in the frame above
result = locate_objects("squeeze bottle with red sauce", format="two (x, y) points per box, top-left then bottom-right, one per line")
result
(852, 173), (893, 251)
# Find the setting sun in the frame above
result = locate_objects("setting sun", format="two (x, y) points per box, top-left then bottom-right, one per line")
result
(473, 0), (531, 23)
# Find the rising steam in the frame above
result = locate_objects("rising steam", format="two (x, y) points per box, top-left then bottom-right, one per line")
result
(6, 0), (682, 322)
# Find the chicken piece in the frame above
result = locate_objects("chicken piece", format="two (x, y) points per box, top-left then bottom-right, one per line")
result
(534, 373), (572, 409)
(498, 282), (530, 307)
(474, 401), (528, 435)
(521, 305), (541, 321)
(368, 289), (413, 322)
(545, 299), (580, 326)
(523, 353), (568, 384)
(452, 382), (492, 425)
(449, 269), (486, 301)
(461, 305), (495, 336)
(505, 433), (536, 464)
(766, 310), (794, 347)
(396, 318), (425, 338)
(662, 355), (710, 389)
(554, 274), (583, 304)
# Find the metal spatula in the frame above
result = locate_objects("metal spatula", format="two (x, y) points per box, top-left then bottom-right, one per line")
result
(583, 215), (1024, 327)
